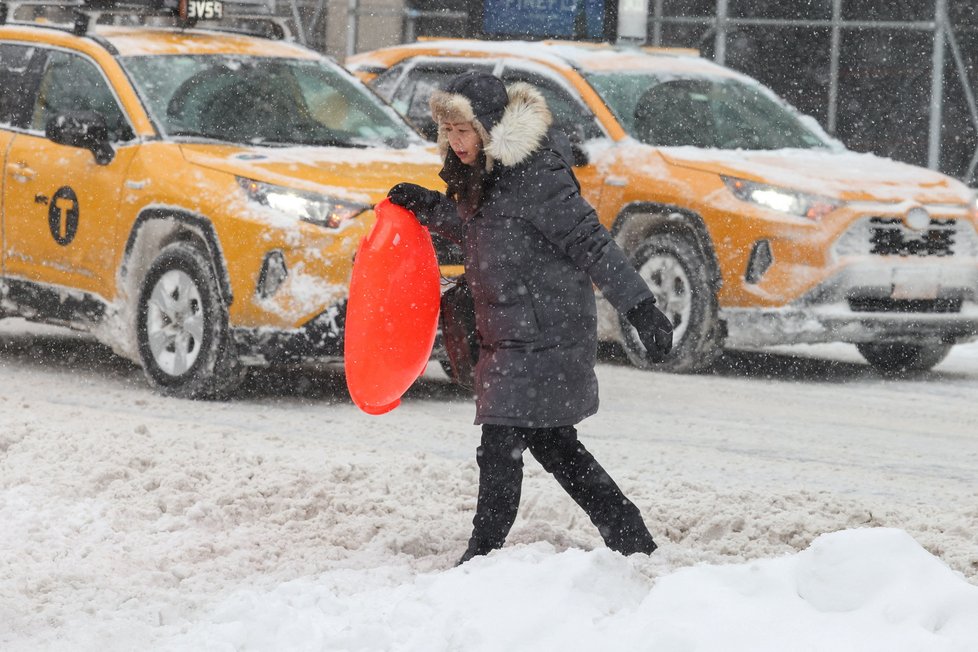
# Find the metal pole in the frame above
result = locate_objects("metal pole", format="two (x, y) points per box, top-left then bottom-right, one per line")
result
(402, 7), (417, 43)
(827, 0), (842, 134)
(346, 0), (358, 58)
(939, 3), (978, 183)
(714, 0), (728, 65)
(289, 0), (306, 45)
(941, 6), (978, 131)
(927, 0), (947, 170)
(966, 147), (978, 185)
(651, 0), (663, 46)
(307, 0), (328, 52)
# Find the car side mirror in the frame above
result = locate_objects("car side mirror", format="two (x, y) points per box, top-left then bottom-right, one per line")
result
(46, 111), (115, 165)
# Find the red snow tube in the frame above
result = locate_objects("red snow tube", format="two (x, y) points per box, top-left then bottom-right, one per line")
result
(344, 199), (440, 415)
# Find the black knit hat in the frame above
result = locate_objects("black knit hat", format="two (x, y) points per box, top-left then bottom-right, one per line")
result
(439, 70), (509, 134)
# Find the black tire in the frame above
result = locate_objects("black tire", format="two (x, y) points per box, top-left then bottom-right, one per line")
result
(856, 342), (952, 375)
(621, 233), (723, 373)
(136, 241), (245, 399)
(437, 358), (455, 379)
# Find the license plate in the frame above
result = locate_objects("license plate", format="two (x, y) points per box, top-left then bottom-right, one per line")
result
(891, 269), (939, 299)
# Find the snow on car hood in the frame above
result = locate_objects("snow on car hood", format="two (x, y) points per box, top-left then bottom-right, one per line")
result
(658, 146), (974, 205)
(179, 142), (444, 203)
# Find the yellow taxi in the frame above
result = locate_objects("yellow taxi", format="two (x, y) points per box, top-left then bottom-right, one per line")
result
(0, 1), (442, 397)
(349, 39), (978, 374)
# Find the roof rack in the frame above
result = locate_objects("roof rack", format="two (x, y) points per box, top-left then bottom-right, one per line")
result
(0, 0), (293, 40)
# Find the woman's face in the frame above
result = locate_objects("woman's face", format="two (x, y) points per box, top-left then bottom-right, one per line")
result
(442, 121), (483, 166)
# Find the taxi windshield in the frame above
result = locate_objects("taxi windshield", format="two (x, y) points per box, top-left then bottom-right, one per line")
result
(121, 55), (417, 148)
(586, 71), (830, 150)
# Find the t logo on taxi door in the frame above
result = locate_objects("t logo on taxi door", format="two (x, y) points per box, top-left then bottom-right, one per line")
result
(48, 186), (79, 246)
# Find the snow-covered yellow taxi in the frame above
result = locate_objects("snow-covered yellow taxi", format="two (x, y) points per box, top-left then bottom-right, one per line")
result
(350, 39), (978, 374)
(0, 2), (441, 397)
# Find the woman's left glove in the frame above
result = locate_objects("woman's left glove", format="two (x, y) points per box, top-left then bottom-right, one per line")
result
(388, 183), (439, 217)
(626, 298), (674, 363)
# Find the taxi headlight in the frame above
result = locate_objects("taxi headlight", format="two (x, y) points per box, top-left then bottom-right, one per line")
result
(237, 177), (368, 228)
(723, 176), (842, 221)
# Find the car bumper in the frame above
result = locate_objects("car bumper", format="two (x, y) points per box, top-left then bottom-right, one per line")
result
(717, 201), (978, 347)
(723, 260), (978, 347)
(232, 302), (346, 365)
(723, 305), (978, 347)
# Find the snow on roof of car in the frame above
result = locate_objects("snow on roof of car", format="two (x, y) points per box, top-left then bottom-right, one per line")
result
(99, 26), (320, 58)
(390, 38), (737, 78)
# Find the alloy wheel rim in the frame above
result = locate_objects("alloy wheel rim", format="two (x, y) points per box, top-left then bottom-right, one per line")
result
(638, 253), (692, 345)
(145, 270), (205, 376)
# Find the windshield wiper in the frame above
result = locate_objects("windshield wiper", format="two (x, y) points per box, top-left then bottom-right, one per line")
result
(167, 130), (225, 141)
(242, 136), (368, 148)
(294, 136), (369, 148)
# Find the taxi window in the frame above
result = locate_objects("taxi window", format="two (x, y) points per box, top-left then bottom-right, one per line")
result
(500, 67), (604, 142)
(0, 43), (37, 129)
(369, 61), (409, 102)
(30, 50), (132, 141)
(390, 62), (495, 141)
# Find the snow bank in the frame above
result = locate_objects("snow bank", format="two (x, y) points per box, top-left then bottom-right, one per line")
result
(164, 528), (978, 652)
(2, 321), (977, 651)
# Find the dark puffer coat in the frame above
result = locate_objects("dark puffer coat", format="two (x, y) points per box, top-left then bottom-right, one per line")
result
(423, 84), (653, 427)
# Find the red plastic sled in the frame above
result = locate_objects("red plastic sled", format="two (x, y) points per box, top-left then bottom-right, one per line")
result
(344, 199), (441, 415)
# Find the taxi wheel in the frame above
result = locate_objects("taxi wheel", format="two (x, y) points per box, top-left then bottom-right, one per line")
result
(437, 358), (455, 379)
(856, 342), (952, 375)
(622, 233), (723, 373)
(136, 242), (245, 399)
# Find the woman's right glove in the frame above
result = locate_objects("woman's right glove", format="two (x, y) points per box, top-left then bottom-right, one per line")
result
(626, 298), (674, 363)
(387, 183), (440, 217)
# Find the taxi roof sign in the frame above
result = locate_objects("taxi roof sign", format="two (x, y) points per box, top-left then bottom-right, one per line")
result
(181, 0), (223, 21)
(82, 0), (223, 21)
(1, 0), (288, 39)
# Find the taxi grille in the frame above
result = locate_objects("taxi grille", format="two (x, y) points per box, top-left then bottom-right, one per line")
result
(833, 216), (978, 258)
(868, 217), (955, 257)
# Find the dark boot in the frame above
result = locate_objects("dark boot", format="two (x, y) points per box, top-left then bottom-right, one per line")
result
(527, 426), (657, 556)
(456, 539), (498, 566)
(459, 425), (527, 564)
(603, 507), (658, 555)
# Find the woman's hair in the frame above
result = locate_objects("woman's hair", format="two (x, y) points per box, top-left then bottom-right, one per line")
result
(443, 148), (487, 215)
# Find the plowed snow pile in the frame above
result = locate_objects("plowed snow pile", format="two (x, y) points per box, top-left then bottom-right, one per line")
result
(1, 320), (976, 650)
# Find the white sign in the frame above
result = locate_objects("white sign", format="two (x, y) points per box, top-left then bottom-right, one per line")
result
(618, 0), (648, 40)
(187, 0), (224, 20)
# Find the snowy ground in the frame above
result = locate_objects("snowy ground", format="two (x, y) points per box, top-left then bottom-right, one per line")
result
(1, 318), (977, 651)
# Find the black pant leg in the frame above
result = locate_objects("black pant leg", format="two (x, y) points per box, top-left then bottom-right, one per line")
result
(526, 426), (656, 555)
(464, 424), (529, 558)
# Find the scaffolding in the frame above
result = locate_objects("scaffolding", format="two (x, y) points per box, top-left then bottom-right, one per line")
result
(647, 0), (978, 184)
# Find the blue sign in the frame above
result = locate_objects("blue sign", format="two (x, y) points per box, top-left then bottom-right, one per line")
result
(483, 0), (607, 40)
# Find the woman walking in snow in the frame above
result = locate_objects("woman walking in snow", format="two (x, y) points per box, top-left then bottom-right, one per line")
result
(387, 71), (673, 565)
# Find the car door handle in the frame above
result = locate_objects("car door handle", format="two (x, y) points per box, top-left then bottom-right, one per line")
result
(6, 162), (36, 182)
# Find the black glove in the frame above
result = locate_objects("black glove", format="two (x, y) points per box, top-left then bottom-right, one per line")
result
(387, 183), (439, 217)
(626, 297), (674, 363)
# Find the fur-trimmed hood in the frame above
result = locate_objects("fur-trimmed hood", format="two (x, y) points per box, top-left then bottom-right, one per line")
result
(430, 82), (553, 171)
